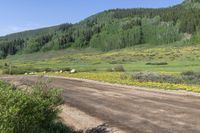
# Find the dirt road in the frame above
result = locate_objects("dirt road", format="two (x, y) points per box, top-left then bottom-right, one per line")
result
(1, 75), (200, 133)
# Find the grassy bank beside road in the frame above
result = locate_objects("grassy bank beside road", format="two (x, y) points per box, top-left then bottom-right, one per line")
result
(45, 72), (200, 93)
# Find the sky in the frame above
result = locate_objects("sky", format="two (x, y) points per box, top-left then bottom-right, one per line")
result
(0, 0), (184, 36)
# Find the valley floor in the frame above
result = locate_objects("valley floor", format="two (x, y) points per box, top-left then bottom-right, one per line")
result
(1, 45), (200, 73)
(1, 45), (200, 92)
(1, 75), (200, 133)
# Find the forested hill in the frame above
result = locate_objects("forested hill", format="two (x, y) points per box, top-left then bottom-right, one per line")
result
(0, 0), (200, 58)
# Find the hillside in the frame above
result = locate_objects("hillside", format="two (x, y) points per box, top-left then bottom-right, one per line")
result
(1, 0), (200, 95)
(0, 0), (200, 59)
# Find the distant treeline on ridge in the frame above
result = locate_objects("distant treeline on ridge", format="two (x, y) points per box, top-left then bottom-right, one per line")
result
(0, 0), (200, 58)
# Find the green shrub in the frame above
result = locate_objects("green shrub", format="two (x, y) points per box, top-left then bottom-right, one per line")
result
(112, 65), (125, 72)
(129, 71), (200, 86)
(181, 71), (197, 76)
(181, 71), (200, 85)
(2, 67), (40, 75)
(146, 62), (168, 65)
(44, 68), (53, 72)
(131, 72), (182, 84)
(106, 68), (113, 72)
(0, 80), (73, 133)
(191, 32), (200, 43)
(62, 67), (71, 72)
(2, 66), (72, 75)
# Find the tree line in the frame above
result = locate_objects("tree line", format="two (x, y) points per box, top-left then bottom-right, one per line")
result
(0, 0), (200, 58)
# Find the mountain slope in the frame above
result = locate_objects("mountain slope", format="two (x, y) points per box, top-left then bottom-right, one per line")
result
(183, 0), (200, 7)
(0, 0), (200, 59)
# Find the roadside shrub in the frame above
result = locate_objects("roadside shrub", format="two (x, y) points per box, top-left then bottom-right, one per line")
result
(132, 72), (182, 84)
(2, 66), (73, 75)
(181, 71), (198, 76)
(128, 71), (200, 86)
(44, 68), (70, 73)
(2, 67), (41, 75)
(181, 71), (200, 85)
(0, 79), (73, 133)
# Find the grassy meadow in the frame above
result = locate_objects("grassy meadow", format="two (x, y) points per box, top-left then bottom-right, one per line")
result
(1, 44), (200, 92)
(1, 44), (200, 72)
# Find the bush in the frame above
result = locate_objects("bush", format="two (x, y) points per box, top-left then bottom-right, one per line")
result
(62, 67), (71, 72)
(106, 68), (113, 72)
(2, 66), (72, 75)
(112, 65), (125, 72)
(181, 71), (200, 85)
(2, 67), (41, 75)
(146, 62), (168, 65)
(44, 68), (53, 72)
(129, 71), (200, 86)
(181, 71), (197, 76)
(132, 72), (182, 84)
(0, 79), (73, 133)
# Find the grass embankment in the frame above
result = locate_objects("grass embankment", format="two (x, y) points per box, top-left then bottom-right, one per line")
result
(46, 72), (200, 92)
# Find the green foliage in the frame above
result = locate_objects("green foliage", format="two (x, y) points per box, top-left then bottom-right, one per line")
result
(1, 64), (71, 75)
(191, 32), (200, 43)
(0, 39), (25, 58)
(181, 71), (200, 85)
(89, 18), (142, 51)
(132, 72), (182, 84)
(1, 45), (200, 74)
(183, 0), (200, 9)
(142, 17), (181, 44)
(0, 80), (73, 133)
(146, 62), (168, 66)
(24, 34), (53, 53)
(112, 65), (125, 72)
(2, 66), (39, 75)
(0, 0), (200, 58)
(130, 71), (200, 85)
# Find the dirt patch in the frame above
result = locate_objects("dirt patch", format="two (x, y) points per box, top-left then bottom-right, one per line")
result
(60, 104), (124, 133)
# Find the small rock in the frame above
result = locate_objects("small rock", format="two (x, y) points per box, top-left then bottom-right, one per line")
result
(29, 72), (34, 75)
(70, 69), (76, 73)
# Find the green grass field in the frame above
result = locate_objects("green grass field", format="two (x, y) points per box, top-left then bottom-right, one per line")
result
(1, 44), (200, 92)
(1, 44), (200, 73)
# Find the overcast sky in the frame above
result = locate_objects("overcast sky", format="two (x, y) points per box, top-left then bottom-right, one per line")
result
(0, 0), (184, 36)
